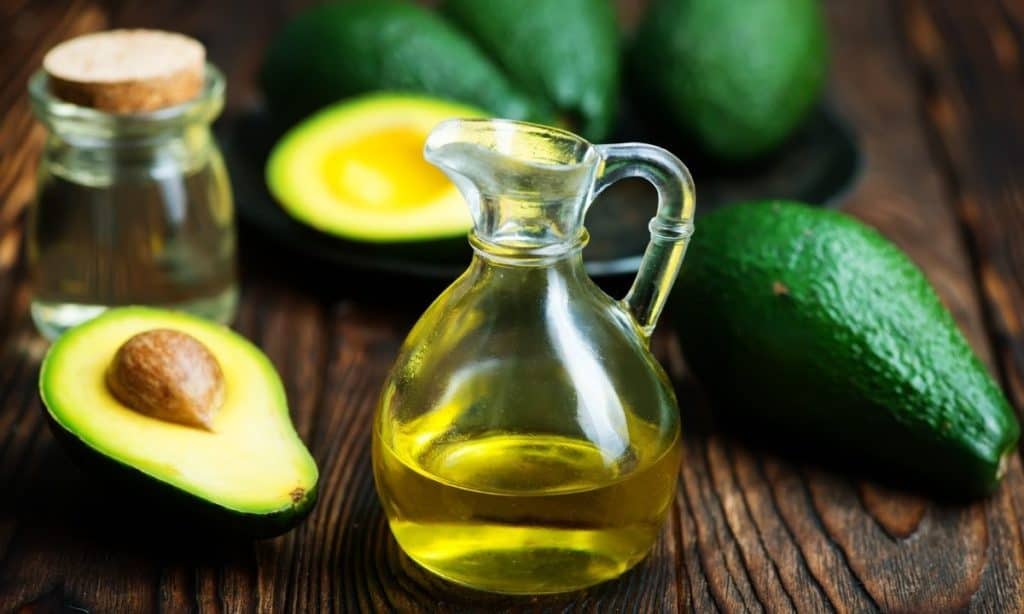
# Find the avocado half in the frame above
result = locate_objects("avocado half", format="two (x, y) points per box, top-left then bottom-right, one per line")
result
(266, 93), (485, 243)
(39, 307), (319, 538)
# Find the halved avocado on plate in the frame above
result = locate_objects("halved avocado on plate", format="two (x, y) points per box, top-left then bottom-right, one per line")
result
(39, 307), (318, 538)
(266, 93), (485, 242)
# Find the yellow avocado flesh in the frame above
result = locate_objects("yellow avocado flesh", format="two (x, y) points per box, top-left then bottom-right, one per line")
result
(323, 127), (451, 209)
(40, 308), (318, 515)
(267, 94), (485, 242)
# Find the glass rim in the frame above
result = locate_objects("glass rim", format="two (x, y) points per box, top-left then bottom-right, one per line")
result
(28, 62), (225, 134)
(425, 117), (599, 170)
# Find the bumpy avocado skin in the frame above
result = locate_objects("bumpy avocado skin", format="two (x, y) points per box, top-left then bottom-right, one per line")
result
(630, 0), (827, 161)
(673, 201), (1019, 497)
(442, 0), (620, 141)
(260, 1), (548, 126)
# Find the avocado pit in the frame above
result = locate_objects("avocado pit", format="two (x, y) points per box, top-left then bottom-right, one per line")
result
(106, 328), (224, 430)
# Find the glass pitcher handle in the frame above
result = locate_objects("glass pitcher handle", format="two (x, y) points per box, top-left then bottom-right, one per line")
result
(592, 144), (696, 341)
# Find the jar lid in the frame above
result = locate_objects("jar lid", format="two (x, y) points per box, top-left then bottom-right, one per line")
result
(43, 29), (205, 114)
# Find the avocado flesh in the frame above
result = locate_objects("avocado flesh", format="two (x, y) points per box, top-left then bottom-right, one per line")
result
(442, 0), (620, 141)
(39, 307), (319, 536)
(673, 202), (1020, 497)
(266, 94), (484, 243)
(260, 0), (548, 128)
(630, 0), (827, 161)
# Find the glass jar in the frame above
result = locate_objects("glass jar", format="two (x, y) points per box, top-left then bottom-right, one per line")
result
(27, 64), (238, 339)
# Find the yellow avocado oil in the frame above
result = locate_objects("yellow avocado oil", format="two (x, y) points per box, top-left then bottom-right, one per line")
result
(373, 411), (681, 594)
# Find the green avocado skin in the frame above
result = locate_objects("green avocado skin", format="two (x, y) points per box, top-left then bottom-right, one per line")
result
(442, 0), (620, 141)
(260, 1), (547, 126)
(673, 201), (1019, 497)
(44, 411), (318, 539)
(630, 0), (827, 161)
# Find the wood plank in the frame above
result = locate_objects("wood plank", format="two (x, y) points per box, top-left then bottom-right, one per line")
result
(0, 0), (107, 227)
(899, 0), (1024, 418)
(898, 2), (1024, 609)
(805, 1), (1024, 611)
(0, 0), (1022, 611)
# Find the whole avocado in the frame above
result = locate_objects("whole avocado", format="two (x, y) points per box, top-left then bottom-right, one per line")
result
(443, 0), (620, 141)
(673, 201), (1019, 497)
(631, 0), (828, 161)
(260, 1), (548, 126)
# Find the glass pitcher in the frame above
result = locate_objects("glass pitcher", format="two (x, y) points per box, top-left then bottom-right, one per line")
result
(372, 119), (695, 594)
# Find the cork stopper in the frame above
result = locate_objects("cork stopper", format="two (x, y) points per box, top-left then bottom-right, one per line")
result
(43, 29), (205, 113)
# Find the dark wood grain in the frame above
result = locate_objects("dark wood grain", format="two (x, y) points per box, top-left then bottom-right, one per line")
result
(807, 1), (1024, 611)
(1, 0), (1023, 611)
(900, 0), (1024, 431)
(897, 4), (1024, 610)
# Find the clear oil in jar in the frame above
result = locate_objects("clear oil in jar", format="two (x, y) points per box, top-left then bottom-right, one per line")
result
(28, 162), (237, 339)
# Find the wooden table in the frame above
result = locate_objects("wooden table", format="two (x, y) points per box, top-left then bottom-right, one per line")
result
(2, 0), (1023, 611)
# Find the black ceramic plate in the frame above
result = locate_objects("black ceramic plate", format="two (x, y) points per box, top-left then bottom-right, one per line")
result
(219, 104), (861, 279)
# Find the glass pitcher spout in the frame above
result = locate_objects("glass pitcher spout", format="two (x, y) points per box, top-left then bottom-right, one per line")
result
(424, 119), (602, 254)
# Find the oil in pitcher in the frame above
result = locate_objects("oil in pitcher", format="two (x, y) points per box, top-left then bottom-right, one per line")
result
(373, 119), (695, 594)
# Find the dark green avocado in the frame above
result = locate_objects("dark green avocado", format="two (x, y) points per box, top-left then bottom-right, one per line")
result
(260, 1), (548, 127)
(673, 201), (1019, 497)
(631, 0), (828, 161)
(443, 0), (620, 141)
